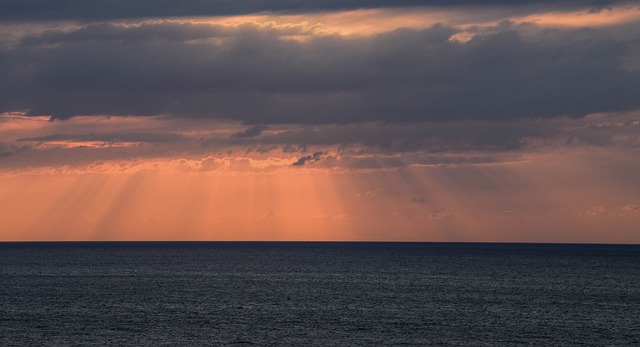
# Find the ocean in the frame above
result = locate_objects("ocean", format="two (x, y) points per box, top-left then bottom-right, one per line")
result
(1, 242), (639, 346)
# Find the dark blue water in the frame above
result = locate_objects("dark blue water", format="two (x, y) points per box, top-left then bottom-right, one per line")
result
(1, 242), (639, 346)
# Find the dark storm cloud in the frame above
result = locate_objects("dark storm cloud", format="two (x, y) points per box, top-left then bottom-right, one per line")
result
(231, 125), (267, 139)
(226, 121), (548, 153)
(292, 151), (325, 166)
(0, 0), (631, 21)
(1, 20), (640, 123)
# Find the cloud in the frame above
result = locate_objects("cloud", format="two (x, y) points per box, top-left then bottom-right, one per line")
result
(584, 205), (607, 216)
(362, 188), (382, 198)
(292, 151), (324, 166)
(1, 19), (640, 123)
(426, 208), (453, 220)
(231, 125), (267, 138)
(282, 144), (307, 153)
(17, 132), (186, 144)
(622, 204), (640, 211)
(0, 141), (29, 161)
(411, 196), (427, 203)
(1, 110), (639, 172)
(1, 1), (632, 21)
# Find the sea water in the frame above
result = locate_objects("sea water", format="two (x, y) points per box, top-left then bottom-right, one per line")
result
(1, 242), (639, 346)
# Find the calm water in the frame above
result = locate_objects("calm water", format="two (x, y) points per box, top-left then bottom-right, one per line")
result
(1, 242), (639, 346)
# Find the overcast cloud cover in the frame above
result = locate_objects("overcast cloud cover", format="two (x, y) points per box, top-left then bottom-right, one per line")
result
(2, 16), (640, 123)
(0, 1), (639, 162)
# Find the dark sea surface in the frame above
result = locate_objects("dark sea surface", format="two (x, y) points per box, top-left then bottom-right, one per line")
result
(1, 242), (640, 346)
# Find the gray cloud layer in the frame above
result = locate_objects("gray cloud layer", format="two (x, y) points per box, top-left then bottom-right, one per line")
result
(1, 0), (631, 21)
(2, 20), (639, 123)
(2, 111), (638, 172)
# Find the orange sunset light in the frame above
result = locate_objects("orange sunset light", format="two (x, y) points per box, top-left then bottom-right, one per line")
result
(1, 2), (640, 243)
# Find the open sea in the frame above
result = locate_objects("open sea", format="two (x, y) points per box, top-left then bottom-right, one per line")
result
(1, 242), (639, 346)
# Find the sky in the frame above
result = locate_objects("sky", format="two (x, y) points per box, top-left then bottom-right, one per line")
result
(1, 0), (640, 242)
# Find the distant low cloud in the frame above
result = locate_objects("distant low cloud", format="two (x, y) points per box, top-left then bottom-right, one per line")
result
(622, 204), (640, 211)
(17, 132), (186, 144)
(231, 125), (267, 139)
(411, 196), (427, 204)
(292, 151), (324, 166)
(585, 205), (607, 216)
(1, 110), (640, 172)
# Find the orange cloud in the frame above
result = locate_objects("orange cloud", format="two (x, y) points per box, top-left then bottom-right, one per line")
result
(194, 5), (640, 39)
(515, 6), (640, 28)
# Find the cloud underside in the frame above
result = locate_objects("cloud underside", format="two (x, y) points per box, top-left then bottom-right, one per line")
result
(1, 1), (634, 21)
(1, 16), (639, 123)
(1, 2), (639, 172)
(1, 111), (639, 174)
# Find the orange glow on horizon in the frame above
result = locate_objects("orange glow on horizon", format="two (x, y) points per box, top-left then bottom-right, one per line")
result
(2, 148), (639, 243)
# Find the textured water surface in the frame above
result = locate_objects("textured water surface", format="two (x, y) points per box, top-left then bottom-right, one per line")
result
(1, 242), (639, 346)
